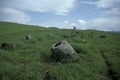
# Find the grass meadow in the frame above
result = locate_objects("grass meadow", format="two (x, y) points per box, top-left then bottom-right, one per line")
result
(0, 22), (120, 80)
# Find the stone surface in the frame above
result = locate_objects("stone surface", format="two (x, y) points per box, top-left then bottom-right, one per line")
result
(73, 26), (76, 30)
(1, 42), (16, 49)
(26, 34), (32, 40)
(51, 40), (77, 62)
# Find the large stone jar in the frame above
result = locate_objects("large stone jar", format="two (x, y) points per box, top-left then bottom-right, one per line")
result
(51, 40), (77, 62)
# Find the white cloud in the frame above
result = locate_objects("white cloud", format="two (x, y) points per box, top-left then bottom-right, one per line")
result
(1, 0), (76, 15)
(82, 0), (120, 9)
(94, 17), (120, 31)
(71, 23), (76, 26)
(80, 0), (120, 31)
(82, 17), (120, 31)
(102, 8), (120, 16)
(78, 19), (87, 25)
(81, 0), (120, 16)
(91, 17), (120, 28)
(0, 7), (31, 23)
(95, 0), (120, 8)
(65, 20), (69, 24)
(81, 1), (95, 5)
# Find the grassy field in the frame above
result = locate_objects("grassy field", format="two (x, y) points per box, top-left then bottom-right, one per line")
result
(0, 22), (120, 80)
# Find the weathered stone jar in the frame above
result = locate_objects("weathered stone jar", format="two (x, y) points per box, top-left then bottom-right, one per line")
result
(51, 40), (77, 62)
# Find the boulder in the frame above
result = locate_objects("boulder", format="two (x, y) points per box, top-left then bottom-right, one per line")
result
(73, 26), (76, 30)
(1, 42), (16, 49)
(51, 40), (77, 62)
(26, 34), (32, 40)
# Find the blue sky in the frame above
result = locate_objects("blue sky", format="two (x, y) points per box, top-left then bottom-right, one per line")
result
(0, 0), (120, 31)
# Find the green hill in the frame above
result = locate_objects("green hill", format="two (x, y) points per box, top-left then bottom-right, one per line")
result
(0, 22), (120, 80)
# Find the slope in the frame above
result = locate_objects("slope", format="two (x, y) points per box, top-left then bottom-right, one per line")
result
(0, 22), (120, 80)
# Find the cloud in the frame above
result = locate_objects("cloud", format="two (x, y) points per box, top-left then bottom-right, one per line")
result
(81, 1), (95, 5)
(90, 17), (120, 31)
(79, 0), (120, 31)
(81, 0), (120, 16)
(0, 0), (76, 15)
(78, 19), (87, 25)
(82, 0), (120, 9)
(71, 23), (76, 26)
(95, 0), (120, 8)
(102, 8), (120, 16)
(78, 17), (120, 31)
(65, 20), (69, 24)
(0, 7), (31, 23)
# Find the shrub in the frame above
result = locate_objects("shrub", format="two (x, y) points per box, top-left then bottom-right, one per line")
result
(100, 35), (106, 38)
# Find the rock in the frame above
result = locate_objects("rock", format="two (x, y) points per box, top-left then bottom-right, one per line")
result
(73, 26), (76, 30)
(51, 40), (77, 62)
(1, 42), (16, 49)
(26, 34), (32, 40)
(57, 62), (62, 65)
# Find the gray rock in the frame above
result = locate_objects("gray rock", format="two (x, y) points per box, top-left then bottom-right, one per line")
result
(73, 26), (76, 30)
(51, 40), (77, 62)
(26, 34), (32, 40)
(1, 42), (16, 49)
(57, 62), (62, 65)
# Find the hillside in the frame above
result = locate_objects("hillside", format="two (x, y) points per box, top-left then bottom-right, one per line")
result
(0, 22), (120, 80)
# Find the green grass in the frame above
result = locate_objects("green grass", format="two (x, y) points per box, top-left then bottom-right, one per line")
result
(0, 21), (120, 80)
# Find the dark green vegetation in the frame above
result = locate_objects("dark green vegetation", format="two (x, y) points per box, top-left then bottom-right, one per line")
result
(0, 22), (120, 80)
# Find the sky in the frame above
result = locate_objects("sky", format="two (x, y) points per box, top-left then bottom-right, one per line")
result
(0, 0), (120, 31)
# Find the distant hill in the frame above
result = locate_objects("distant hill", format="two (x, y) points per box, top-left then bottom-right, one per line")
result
(0, 21), (120, 80)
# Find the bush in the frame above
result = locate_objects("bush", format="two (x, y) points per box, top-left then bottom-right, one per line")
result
(100, 35), (106, 38)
